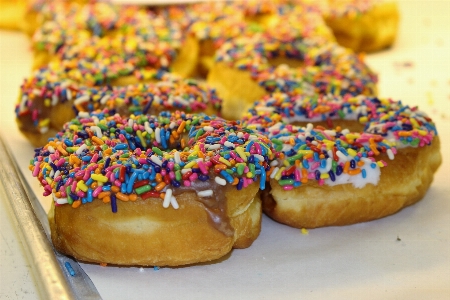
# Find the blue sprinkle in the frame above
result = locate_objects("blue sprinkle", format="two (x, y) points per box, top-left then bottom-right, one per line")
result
(111, 194), (117, 213)
(114, 143), (128, 150)
(65, 262), (75, 276)
(220, 170), (234, 183)
(370, 163), (377, 169)
(362, 169), (367, 178)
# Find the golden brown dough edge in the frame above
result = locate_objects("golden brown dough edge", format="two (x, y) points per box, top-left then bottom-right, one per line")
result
(324, 2), (400, 53)
(49, 183), (262, 267)
(262, 136), (442, 228)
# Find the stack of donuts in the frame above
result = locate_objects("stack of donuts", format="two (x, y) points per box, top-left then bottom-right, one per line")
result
(19, 0), (441, 267)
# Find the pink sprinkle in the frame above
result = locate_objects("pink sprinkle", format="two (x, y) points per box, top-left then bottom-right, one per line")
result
(114, 180), (121, 187)
(283, 185), (293, 190)
(43, 191), (51, 197)
(294, 169), (301, 181)
(93, 186), (103, 197)
(169, 172), (175, 180)
(197, 161), (208, 175)
(71, 181), (77, 193)
(90, 153), (99, 163)
(189, 173), (198, 181)
(32, 162), (40, 177)
(161, 169), (167, 176)
(308, 173), (315, 179)
(318, 179), (324, 186)
(77, 191), (86, 198)
(183, 180), (191, 187)
(109, 173), (115, 182)
(60, 191), (67, 197)
(310, 162), (320, 171)
(54, 176), (61, 182)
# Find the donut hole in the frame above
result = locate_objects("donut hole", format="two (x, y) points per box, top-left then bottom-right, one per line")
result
(267, 57), (305, 69)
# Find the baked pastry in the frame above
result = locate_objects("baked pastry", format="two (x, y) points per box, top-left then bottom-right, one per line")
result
(244, 93), (442, 228)
(31, 111), (275, 266)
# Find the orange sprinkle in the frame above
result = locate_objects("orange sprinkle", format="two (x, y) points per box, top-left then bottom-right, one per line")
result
(343, 161), (350, 173)
(111, 186), (120, 193)
(72, 200), (81, 208)
(159, 192), (165, 200)
(155, 182), (166, 191)
(177, 121), (186, 134)
(301, 168), (308, 183)
(181, 139), (186, 149)
(116, 192), (129, 202)
(102, 196), (111, 203)
(198, 151), (204, 158)
(348, 168), (361, 175)
(100, 263), (107, 267)
(155, 173), (162, 183)
(232, 177), (239, 185)
(55, 192), (61, 198)
(103, 148), (112, 156)
(370, 144), (380, 155)
(172, 130), (179, 139)
(91, 136), (104, 145)
(304, 153), (313, 160)
(357, 161), (364, 167)
(57, 145), (68, 156)
(398, 131), (412, 137)
(90, 182), (98, 189)
(129, 194), (137, 201)
(169, 135), (175, 145)
(98, 191), (111, 199)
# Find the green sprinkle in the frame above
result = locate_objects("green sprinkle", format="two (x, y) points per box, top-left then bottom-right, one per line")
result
(152, 147), (163, 156)
(135, 185), (151, 195)
(279, 179), (294, 186)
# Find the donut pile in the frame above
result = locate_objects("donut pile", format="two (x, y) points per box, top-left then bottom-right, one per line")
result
(21, 0), (441, 267)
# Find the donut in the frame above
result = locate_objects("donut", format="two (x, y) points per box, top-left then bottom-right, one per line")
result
(15, 72), (221, 147)
(208, 34), (377, 119)
(322, 0), (400, 52)
(0, 0), (27, 31)
(30, 111), (275, 266)
(29, 0), (198, 79)
(243, 93), (442, 228)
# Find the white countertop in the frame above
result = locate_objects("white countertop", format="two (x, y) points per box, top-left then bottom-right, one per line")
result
(1, 1), (450, 299)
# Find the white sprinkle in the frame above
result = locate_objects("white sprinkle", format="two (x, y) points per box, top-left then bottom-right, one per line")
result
(170, 196), (179, 209)
(100, 94), (110, 105)
(336, 151), (348, 162)
(197, 190), (213, 197)
(214, 176), (226, 186)
(324, 130), (336, 136)
(144, 122), (153, 134)
(155, 127), (161, 143)
(224, 141), (235, 148)
(54, 194), (68, 205)
(54, 170), (61, 179)
(206, 144), (221, 150)
(74, 95), (90, 105)
(341, 129), (350, 135)
(52, 94), (58, 106)
(169, 122), (176, 129)
(128, 119), (134, 128)
(76, 144), (87, 155)
(174, 151), (181, 164)
(163, 189), (172, 208)
(48, 146), (55, 153)
(237, 132), (244, 138)
(92, 116), (100, 125)
(150, 155), (162, 166)
(270, 167), (279, 179)
(39, 126), (49, 134)
(387, 149), (395, 160)
(254, 154), (264, 162)
(66, 89), (72, 101)
(181, 168), (192, 174)
(249, 135), (259, 140)
(203, 126), (214, 132)
(19, 95), (26, 112)
(270, 160), (278, 167)
(90, 126), (103, 138)
(173, 96), (189, 106)
(78, 112), (90, 118)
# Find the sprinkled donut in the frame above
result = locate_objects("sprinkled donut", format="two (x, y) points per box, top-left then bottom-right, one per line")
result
(244, 94), (441, 228)
(31, 111), (275, 266)
(322, 0), (400, 53)
(15, 71), (221, 147)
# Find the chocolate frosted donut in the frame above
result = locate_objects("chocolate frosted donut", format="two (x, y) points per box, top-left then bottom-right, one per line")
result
(31, 111), (275, 266)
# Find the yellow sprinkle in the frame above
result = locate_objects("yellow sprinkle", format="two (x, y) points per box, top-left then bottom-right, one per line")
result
(69, 125), (79, 131)
(347, 149), (357, 157)
(45, 177), (53, 185)
(301, 228), (309, 235)
(219, 157), (231, 166)
(320, 173), (329, 179)
(417, 130), (427, 136)
(359, 116), (368, 123)
(39, 118), (50, 128)
(246, 172), (253, 178)
(235, 147), (247, 162)
(274, 167), (285, 181)
(44, 99), (51, 107)
(91, 174), (108, 182)
(377, 161), (385, 168)
(184, 160), (197, 169)
(297, 150), (313, 155)
(77, 180), (88, 192)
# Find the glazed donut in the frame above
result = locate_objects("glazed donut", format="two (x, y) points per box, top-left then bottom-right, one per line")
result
(243, 93), (441, 228)
(208, 34), (377, 119)
(322, 0), (400, 53)
(30, 111), (275, 266)
(15, 72), (221, 147)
